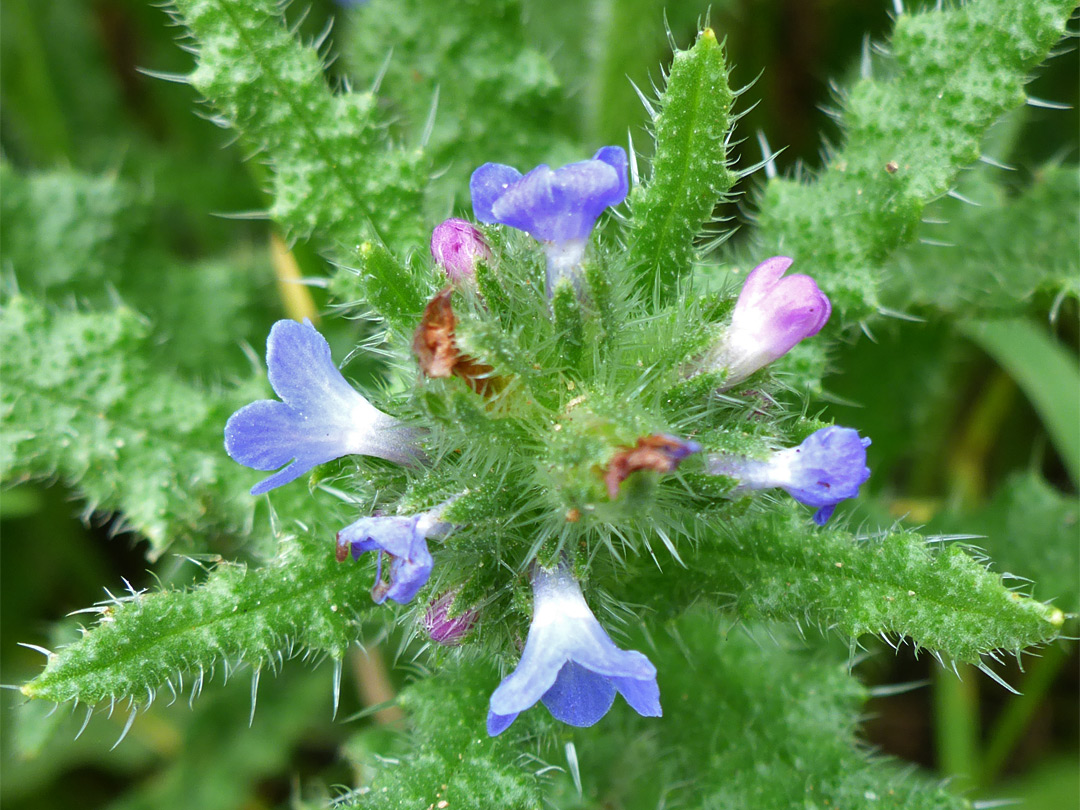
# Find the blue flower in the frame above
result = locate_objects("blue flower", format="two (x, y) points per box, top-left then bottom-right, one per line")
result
(706, 426), (871, 525)
(225, 319), (419, 495)
(470, 147), (628, 296)
(336, 510), (451, 604)
(487, 565), (660, 736)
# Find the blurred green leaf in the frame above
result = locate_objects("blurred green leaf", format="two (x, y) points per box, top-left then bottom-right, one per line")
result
(962, 319), (1080, 485)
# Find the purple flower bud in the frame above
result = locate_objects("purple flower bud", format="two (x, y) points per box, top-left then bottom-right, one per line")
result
(430, 218), (491, 281)
(705, 257), (831, 389)
(336, 509), (452, 604)
(486, 564), (661, 736)
(423, 591), (477, 645)
(470, 147), (629, 297)
(224, 319), (421, 495)
(707, 426), (870, 525)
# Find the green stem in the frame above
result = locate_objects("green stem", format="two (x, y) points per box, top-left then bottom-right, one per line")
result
(934, 663), (979, 790)
(979, 643), (1070, 786)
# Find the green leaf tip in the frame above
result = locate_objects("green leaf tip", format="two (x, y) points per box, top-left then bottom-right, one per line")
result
(625, 25), (737, 306)
(21, 532), (370, 707)
(629, 506), (1064, 664)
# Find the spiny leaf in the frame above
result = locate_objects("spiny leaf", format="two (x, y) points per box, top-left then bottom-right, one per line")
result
(0, 296), (304, 557)
(567, 614), (966, 810)
(751, 0), (1075, 320)
(886, 166), (1079, 315)
(629, 505), (1064, 663)
(0, 163), (145, 294)
(0, 163), (277, 377)
(625, 27), (737, 305)
(21, 531), (367, 706)
(341, 659), (545, 810)
(938, 472), (1079, 616)
(170, 0), (427, 251)
(342, 0), (576, 215)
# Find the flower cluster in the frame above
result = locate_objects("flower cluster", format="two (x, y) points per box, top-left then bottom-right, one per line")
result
(223, 147), (871, 736)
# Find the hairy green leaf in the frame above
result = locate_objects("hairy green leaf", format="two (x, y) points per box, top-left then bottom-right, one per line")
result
(751, 0), (1075, 320)
(170, 0), (427, 251)
(21, 531), (366, 706)
(342, 659), (544, 810)
(887, 166), (1079, 315)
(625, 27), (736, 304)
(0, 164), (145, 294)
(629, 505), (1064, 662)
(564, 613), (965, 809)
(939, 472), (1079, 615)
(343, 0), (576, 215)
(0, 296), (304, 556)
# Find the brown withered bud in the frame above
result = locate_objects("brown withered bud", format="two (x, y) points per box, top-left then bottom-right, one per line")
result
(603, 434), (701, 500)
(413, 287), (499, 395)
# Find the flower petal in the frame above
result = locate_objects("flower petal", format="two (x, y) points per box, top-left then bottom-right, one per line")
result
(486, 711), (519, 737)
(488, 624), (567, 717)
(470, 163), (523, 223)
(540, 661), (617, 727)
(610, 675), (662, 717)
(265, 319), (360, 414)
(562, 618), (658, 681)
(337, 515), (434, 605)
(591, 146), (629, 204)
(224, 399), (358, 495)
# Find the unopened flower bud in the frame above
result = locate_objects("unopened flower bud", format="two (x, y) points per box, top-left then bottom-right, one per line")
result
(423, 590), (477, 645)
(704, 256), (831, 389)
(430, 218), (491, 281)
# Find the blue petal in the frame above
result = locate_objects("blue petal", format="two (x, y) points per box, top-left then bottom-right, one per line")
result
(562, 618), (657, 681)
(224, 320), (421, 494)
(590, 146), (629, 206)
(491, 160), (621, 243)
(225, 400), (306, 472)
(338, 516), (420, 557)
(338, 515), (433, 605)
(610, 675), (662, 718)
(488, 627), (568, 717)
(486, 711), (519, 737)
(785, 426), (871, 508)
(540, 661), (616, 727)
(471, 163), (523, 223)
(224, 399), (353, 495)
(812, 505), (836, 525)
(265, 319), (360, 415)
(380, 539), (433, 604)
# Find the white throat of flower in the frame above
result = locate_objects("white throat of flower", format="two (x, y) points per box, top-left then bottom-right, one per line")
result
(530, 565), (594, 628)
(544, 239), (588, 299)
(707, 312), (773, 389)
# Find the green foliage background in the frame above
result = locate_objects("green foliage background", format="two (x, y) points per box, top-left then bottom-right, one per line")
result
(1, 1), (1077, 809)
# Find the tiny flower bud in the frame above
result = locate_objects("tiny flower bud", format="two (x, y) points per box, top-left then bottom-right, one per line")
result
(703, 257), (831, 389)
(430, 218), (490, 281)
(423, 591), (477, 646)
